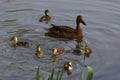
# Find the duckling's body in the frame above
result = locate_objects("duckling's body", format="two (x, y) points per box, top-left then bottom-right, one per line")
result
(35, 45), (44, 58)
(84, 45), (92, 57)
(64, 61), (73, 75)
(10, 36), (30, 47)
(39, 9), (51, 22)
(45, 15), (86, 40)
(52, 48), (64, 57)
(35, 51), (44, 58)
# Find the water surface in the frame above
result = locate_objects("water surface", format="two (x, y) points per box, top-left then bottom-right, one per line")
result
(0, 0), (120, 80)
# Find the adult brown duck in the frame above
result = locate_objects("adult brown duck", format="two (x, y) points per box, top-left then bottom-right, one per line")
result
(45, 15), (86, 40)
(39, 9), (51, 22)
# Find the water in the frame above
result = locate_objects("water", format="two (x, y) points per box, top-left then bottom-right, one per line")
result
(0, 0), (120, 80)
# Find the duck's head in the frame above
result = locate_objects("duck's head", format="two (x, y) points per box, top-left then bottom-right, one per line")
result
(36, 45), (41, 52)
(76, 15), (86, 26)
(11, 36), (18, 43)
(52, 48), (58, 56)
(45, 9), (50, 16)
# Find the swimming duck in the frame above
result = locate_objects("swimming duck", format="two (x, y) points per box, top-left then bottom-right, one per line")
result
(84, 45), (92, 58)
(64, 61), (73, 75)
(35, 45), (44, 58)
(52, 48), (64, 57)
(39, 9), (51, 22)
(10, 36), (30, 47)
(45, 15), (86, 39)
(73, 44), (92, 57)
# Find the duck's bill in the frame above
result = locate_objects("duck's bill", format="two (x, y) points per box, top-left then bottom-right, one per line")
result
(82, 20), (87, 25)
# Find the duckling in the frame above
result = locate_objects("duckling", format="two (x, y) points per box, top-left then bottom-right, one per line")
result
(35, 45), (44, 58)
(73, 45), (92, 57)
(73, 49), (84, 55)
(73, 44), (84, 55)
(84, 45), (92, 58)
(64, 61), (73, 75)
(45, 15), (86, 39)
(39, 9), (51, 22)
(10, 36), (30, 47)
(52, 48), (64, 57)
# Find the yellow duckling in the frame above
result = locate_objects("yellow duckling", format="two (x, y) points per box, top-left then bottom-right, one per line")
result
(45, 15), (86, 39)
(52, 48), (64, 57)
(64, 61), (73, 75)
(39, 9), (51, 22)
(35, 45), (44, 58)
(10, 36), (29, 47)
(73, 44), (84, 55)
(84, 45), (92, 58)
(73, 45), (92, 58)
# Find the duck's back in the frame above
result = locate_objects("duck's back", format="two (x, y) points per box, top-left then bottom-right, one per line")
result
(50, 24), (75, 33)
(46, 24), (76, 39)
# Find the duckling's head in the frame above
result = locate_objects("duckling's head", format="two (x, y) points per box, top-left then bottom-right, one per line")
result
(64, 61), (72, 69)
(36, 45), (41, 52)
(76, 15), (86, 25)
(67, 61), (72, 67)
(52, 48), (58, 56)
(44, 9), (50, 16)
(11, 36), (18, 43)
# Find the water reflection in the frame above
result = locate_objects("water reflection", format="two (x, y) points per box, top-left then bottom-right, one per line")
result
(6, 9), (35, 12)
(0, 19), (20, 26)
(5, 0), (15, 2)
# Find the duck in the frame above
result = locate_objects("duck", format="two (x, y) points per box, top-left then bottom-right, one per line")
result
(45, 15), (86, 40)
(35, 45), (44, 58)
(10, 36), (30, 47)
(73, 44), (84, 55)
(39, 9), (51, 22)
(64, 61), (73, 75)
(84, 45), (92, 58)
(73, 44), (92, 58)
(52, 48), (64, 57)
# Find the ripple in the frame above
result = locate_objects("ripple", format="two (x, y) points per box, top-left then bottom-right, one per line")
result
(6, 9), (36, 12)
